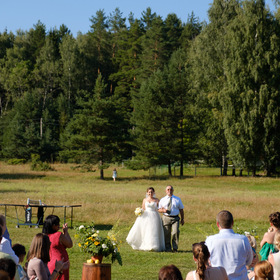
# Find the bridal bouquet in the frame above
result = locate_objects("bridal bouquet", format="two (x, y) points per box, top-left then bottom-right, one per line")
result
(135, 207), (143, 216)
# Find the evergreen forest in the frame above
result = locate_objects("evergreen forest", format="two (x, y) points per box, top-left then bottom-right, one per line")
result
(1, 0), (280, 177)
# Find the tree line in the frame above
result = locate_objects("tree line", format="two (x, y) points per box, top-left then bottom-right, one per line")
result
(0, 1), (279, 178)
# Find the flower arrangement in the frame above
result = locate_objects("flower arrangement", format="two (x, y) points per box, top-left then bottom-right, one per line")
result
(75, 223), (122, 265)
(135, 207), (143, 217)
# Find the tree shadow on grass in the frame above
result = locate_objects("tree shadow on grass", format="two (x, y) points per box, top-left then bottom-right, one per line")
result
(0, 173), (46, 180)
(0, 189), (28, 194)
(176, 250), (193, 253)
(95, 224), (113, 231)
(102, 175), (194, 181)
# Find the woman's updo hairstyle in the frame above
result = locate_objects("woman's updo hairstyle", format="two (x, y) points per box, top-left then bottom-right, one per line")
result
(192, 242), (210, 280)
(254, 260), (273, 280)
(146, 187), (155, 193)
(269, 212), (280, 229)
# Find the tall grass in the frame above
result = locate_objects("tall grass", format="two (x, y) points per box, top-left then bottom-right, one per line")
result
(0, 162), (279, 279)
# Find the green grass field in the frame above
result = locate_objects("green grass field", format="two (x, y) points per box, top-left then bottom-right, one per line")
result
(0, 162), (279, 279)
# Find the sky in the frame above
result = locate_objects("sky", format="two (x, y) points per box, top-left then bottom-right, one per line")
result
(0, 0), (276, 37)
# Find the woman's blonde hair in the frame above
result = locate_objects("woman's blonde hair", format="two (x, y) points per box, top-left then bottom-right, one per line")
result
(254, 261), (273, 280)
(245, 233), (257, 249)
(274, 230), (280, 250)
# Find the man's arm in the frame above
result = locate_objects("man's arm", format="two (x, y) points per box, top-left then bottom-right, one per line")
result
(180, 209), (184, 225)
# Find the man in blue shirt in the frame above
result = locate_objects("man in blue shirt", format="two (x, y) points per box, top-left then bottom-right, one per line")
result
(205, 210), (253, 280)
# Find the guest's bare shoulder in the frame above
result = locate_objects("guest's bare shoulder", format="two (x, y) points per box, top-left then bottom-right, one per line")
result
(185, 271), (194, 280)
(262, 231), (275, 244)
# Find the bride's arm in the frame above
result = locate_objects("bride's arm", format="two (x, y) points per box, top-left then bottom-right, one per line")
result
(155, 198), (160, 206)
(142, 198), (146, 210)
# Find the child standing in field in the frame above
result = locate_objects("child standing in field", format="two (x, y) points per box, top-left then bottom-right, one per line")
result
(112, 168), (117, 181)
(260, 212), (280, 260)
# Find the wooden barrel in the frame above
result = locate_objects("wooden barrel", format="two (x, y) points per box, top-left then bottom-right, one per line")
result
(82, 263), (111, 280)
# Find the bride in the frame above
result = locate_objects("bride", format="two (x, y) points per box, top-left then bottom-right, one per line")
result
(126, 187), (165, 252)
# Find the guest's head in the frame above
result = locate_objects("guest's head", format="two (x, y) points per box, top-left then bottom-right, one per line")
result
(216, 210), (233, 229)
(12, 244), (26, 263)
(0, 215), (7, 235)
(254, 260), (273, 280)
(158, 265), (183, 280)
(165, 186), (174, 197)
(192, 242), (210, 280)
(245, 233), (257, 249)
(0, 225), (3, 238)
(269, 212), (280, 229)
(42, 215), (60, 234)
(0, 258), (16, 280)
(274, 230), (280, 250)
(27, 233), (50, 263)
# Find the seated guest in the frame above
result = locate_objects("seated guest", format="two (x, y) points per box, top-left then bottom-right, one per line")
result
(254, 261), (273, 280)
(12, 244), (27, 280)
(0, 258), (16, 280)
(186, 242), (228, 280)
(268, 230), (280, 280)
(27, 233), (68, 280)
(159, 265), (183, 280)
(0, 216), (11, 246)
(245, 233), (259, 272)
(0, 228), (19, 280)
(205, 210), (253, 280)
(260, 212), (280, 260)
(0, 222), (18, 265)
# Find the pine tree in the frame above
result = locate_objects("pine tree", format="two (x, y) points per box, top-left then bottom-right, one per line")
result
(60, 74), (127, 179)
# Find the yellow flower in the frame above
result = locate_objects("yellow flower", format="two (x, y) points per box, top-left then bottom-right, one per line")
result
(78, 243), (82, 247)
(94, 241), (100, 246)
(85, 241), (89, 245)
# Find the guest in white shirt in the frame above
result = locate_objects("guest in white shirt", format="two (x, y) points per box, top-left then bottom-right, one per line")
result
(0, 218), (18, 265)
(158, 185), (184, 252)
(205, 210), (253, 280)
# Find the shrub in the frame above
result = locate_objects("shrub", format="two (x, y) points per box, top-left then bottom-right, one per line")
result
(7, 158), (26, 165)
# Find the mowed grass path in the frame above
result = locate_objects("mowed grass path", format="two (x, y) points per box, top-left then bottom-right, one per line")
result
(0, 162), (279, 279)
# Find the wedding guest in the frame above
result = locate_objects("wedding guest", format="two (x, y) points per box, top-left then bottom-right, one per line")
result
(205, 210), (253, 280)
(260, 212), (280, 260)
(268, 229), (280, 280)
(42, 215), (72, 280)
(254, 261), (273, 280)
(186, 242), (228, 280)
(158, 185), (184, 252)
(27, 233), (68, 280)
(0, 220), (18, 265)
(12, 244), (28, 280)
(245, 233), (259, 272)
(0, 258), (16, 280)
(0, 215), (12, 246)
(159, 265), (183, 280)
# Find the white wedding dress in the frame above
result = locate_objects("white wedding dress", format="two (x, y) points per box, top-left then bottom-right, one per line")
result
(126, 201), (165, 251)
